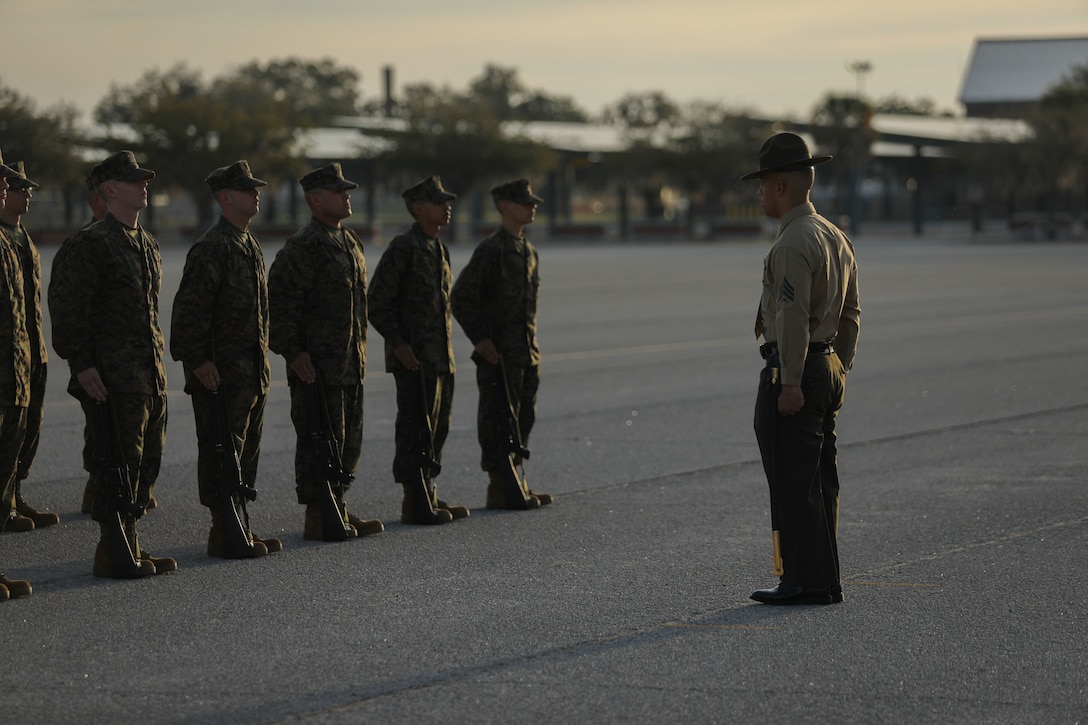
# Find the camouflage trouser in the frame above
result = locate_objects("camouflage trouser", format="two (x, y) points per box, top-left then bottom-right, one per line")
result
(189, 385), (265, 509)
(0, 405), (28, 530)
(475, 362), (539, 472)
(392, 370), (453, 483)
(81, 393), (167, 522)
(289, 383), (363, 505)
(15, 361), (45, 482)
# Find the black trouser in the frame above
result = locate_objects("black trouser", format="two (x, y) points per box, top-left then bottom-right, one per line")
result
(753, 351), (845, 588)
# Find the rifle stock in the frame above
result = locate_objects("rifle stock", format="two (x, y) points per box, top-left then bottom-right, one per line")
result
(303, 377), (355, 541)
(209, 387), (259, 558)
(92, 400), (145, 579)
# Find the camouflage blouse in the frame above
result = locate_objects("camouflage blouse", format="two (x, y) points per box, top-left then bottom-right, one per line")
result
(170, 216), (270, 396)
(48, 213), (167, 396)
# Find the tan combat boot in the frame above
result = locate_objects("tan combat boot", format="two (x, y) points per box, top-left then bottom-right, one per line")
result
(123, 517), (177, 574)
(4, 511), (34, 533)
(252, 533), (283, 553)
(15, 483), (60, 528)
(520, 473), (554, 506)
(0, 573), (32, 598)
(92, 522), (156, 578)
(304, 503), (357, 540)
(338, 496), (384, 537)
(399, 482), (454, 525)
(207, 508), (269, 559)
(430, 479), (470, 520)
(485, 471), (542, 510)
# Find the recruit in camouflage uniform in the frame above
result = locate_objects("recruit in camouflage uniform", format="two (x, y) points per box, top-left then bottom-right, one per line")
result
(451, 178), (553, 508)
(48, 150), (176, 577)
(267, 162), (383, 540)
(0, 150), (34, 600)
(72, 174), (109, 515)
(368, 176), (469, 524)
(0, 162), (60, 533)
(170, 160), (282, 559)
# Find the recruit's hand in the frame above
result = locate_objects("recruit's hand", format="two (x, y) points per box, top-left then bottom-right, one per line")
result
(193, 361), (221, 391)
(290, 352), (317, 383)
(77, 367), (108, 402)
(778, 385), (804, 416)
(394, 343), (419, 371)
(474, 338), (499, 365)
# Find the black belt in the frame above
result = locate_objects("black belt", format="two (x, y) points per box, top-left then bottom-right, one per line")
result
(759, 341), (834, 359)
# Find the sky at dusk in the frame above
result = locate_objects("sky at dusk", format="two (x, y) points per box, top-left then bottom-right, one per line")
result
(6, 0), (1086, 122)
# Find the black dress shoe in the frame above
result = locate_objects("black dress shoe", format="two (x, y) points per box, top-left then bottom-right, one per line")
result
(750, 583), (835, 605)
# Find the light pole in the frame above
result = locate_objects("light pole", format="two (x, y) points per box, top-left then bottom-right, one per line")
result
(846, 60), (872, 99)
(843, 61), (872, 237)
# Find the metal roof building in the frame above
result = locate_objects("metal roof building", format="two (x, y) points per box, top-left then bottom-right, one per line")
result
(958, 36), (1088, 117)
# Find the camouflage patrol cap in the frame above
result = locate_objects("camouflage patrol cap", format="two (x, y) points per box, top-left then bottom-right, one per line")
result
(6, 161), (40, 191)
(89, 150), (156, 188)
(0, 148), (19, 178)
(402, 176), (457, 204)
(299, 162), (358, 192)
(206, 160), (267, 193)
(490, 178), (543, 205)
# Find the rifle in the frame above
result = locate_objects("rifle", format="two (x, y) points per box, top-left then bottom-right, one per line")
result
(91, 399), (146, 579)
(404, 367), (452, 524)
(302, 373), (356, 541)
(208, 384), (259, 558)
(483, 354), (537, 510)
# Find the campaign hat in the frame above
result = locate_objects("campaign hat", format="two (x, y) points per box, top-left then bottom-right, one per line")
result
(740, 132), (832, 180)
(89, 150), (156, 188)
(5, 161), (39, 190)
(490, 178), (543, 205)
(300, 163), (357, 192)
(206, 160), (267, 193)
(402, 176), (457, 204)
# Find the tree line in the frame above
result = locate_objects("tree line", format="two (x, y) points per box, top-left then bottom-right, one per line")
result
(1, 58), (1085, 231)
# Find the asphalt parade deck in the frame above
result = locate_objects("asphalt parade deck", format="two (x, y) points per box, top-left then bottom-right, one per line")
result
(3, 234), (1086, 724)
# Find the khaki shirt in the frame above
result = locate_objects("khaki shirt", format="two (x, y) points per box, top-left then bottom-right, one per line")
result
(757, 202), (860, 385)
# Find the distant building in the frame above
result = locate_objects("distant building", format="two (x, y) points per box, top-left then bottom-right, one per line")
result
(959, 36), (1088, 118)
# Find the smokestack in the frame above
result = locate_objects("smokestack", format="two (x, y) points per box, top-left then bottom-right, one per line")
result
(383, 65), (394, 117)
